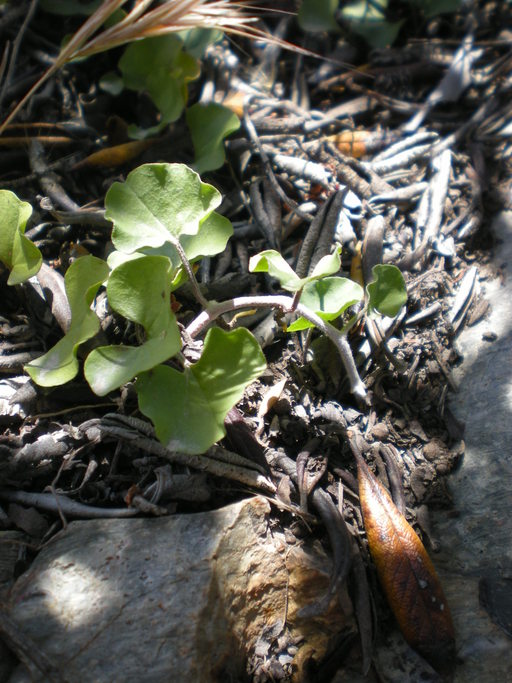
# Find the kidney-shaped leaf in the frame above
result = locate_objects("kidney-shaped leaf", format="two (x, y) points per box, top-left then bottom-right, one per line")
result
(249, 249), (300, 290)
(25, 256), (109, 386)
(249, 248), (341, 293)
(106, 255), (174, 337)
(136, 327), (266, 454)
(186, 102), (240, 174)
(119, 35), (199, 124)
(0, 190), (41, 285)
(288, 276), (363, 332)
(84, 255), (181, 395)
(142, 210), (233, 276)
(367, 264), (407, 318)
(180, 211), (233, 262)
(309, 248), (343, 280)
(105, 163), (222, 253)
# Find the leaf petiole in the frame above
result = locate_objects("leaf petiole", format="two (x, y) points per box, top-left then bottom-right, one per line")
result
(186, 294), (367, 402)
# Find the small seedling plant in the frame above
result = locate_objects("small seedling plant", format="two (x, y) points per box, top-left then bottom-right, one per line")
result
(0, 163), (406, 455)
(99, 32), (240, 171)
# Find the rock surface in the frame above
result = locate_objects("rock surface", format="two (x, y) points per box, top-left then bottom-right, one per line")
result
(6, 496), (348, 683)
(431, 211), (512, 681)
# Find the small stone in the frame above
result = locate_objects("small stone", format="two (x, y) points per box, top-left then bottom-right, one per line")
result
(370, 423), (389, 440)
(423, 438), (448, 462)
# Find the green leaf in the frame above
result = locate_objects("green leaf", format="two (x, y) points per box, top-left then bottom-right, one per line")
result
(249, 249), (299, 290)
(366, 264), (407, 317)
(106, 255), (174, 337)
(249, 247), (341, 292)
(105, 163), (222, 254)
(298, 0), (339, 32)
(119, 35), (199, 124)
(84, 255), (181, 395)
(288, 276), (363, 331)
(340, 1), (403, 48)
(136, 327), (266, 454)
(0, 190), (41, 285)
(310, 249), (343, 279)
(25, 256), (109, 387)
(106, 250), (141, 271)
(186, 102), (240, 173)
(179, 28), (223, 58)
(180, 211), (233, 262)
(84, 321), (180, 396)
(142, 210), (233, 275)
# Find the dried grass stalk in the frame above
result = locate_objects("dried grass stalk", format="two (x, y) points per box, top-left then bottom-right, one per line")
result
(0, 0), (298, 133)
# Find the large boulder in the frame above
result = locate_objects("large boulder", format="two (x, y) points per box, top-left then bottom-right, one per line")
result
(6, 496), (348, 682)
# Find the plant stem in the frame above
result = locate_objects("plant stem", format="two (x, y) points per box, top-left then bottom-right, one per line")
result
(187, 295), (367, 401)
(290, 289), (302, 311)
(168, 235), (210, 310)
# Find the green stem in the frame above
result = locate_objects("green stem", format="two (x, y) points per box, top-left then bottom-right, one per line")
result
(187, 295), (367, 401)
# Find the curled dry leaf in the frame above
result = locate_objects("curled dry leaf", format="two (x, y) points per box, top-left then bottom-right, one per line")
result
(258, 378), (287, 420)
(352, 439), (455, 669)
(256, 378), (287, 437)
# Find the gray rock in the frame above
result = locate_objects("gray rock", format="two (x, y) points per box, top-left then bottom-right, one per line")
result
(6, 496), (348, 683)
(431, 211), (512, 681)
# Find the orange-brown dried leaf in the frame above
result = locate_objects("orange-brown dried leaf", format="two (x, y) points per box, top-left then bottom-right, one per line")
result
(356, 452), (455, 668)
(72, 140), (155, 170)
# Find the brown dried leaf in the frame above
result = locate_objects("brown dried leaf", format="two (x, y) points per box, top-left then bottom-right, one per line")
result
(354, 444), (455, 669)
(72, 140), (155, 170)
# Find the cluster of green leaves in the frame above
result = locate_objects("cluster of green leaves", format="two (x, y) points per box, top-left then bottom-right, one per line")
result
(299, 0), (462, 48)
(39, 2), (240, 172)
(99, 32), (239, 171)
(249, 248), (406, 326)
(0, 162), (407, 455)
(0, 167), (263, 454)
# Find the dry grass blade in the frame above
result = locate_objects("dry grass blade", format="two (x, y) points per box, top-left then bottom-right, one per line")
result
(0, 0), (312, 134)
(0, 0), (126, 134)
(76, 1), (260, 58)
